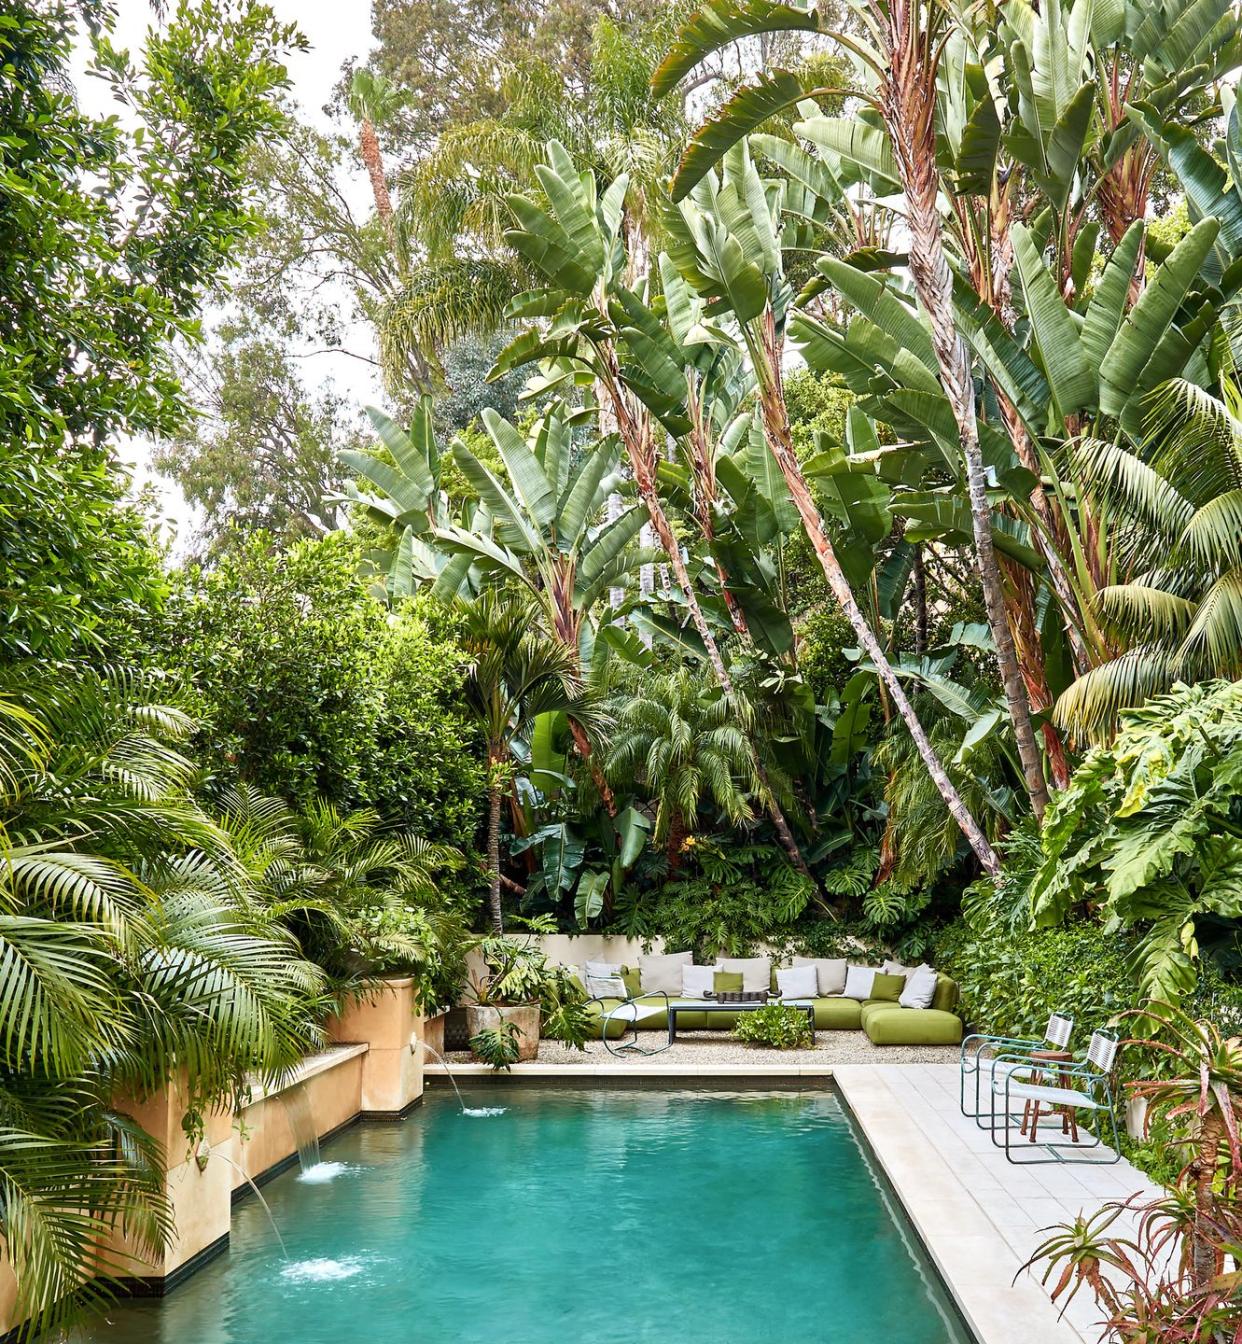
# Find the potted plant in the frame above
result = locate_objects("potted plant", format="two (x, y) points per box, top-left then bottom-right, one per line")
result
(465, 919), (592, 1066)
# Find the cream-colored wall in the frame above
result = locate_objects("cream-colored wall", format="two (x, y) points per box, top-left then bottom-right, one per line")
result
(326, 977), (425, 1114)
(229, 1048), (365, 1190)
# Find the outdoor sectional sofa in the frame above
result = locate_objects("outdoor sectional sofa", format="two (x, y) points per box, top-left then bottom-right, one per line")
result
(579, 960), (963, 1048)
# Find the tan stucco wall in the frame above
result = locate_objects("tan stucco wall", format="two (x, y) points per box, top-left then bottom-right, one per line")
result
(229, 1048), (366, 1190)
(326, 978), (425, 1113)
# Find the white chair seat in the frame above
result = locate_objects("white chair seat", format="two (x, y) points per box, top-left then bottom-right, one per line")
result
(603, 1001), (664, 1024)
(1003, 1080), (1102, 1110)
(968, 1056), (1028, 1079)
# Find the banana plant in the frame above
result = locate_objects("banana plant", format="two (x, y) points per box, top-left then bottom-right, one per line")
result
(496, 139), (817, 884)
(437, 405), (648, 668)
(657, 0), (1053, 825)
(609, 256), (803, 654)
(658, 140), (1002, 874)
(338, 398), (478, 600)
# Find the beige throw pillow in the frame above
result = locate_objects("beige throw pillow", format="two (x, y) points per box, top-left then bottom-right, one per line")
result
(638, 950), (693, 994)
(716, 955), (772, 993)
(792, 956), (847, 996)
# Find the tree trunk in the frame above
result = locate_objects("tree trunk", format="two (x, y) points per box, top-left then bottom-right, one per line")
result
(1191, 1116), (1225, 1287)
(486, 779), (503, 934)
(880, 26), (1051, 821)
(568, 715), (618, 817)
(359, 119), (395, 248)
(597, 356), (815, 883)
(752, 318), (1001, 876)
(912, 543), (928, 654)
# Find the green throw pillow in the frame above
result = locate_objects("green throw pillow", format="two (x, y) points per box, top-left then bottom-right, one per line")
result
(620, 966), (642, 999)
(870, 972), (906, 1002)
(714, 970), (744, 993)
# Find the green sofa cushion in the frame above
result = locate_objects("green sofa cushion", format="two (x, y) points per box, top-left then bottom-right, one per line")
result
(811, 996), (862, 1030)
(931, 975), (960, 1014)
(583, 998), (630, 1039)
(869, 972), (905, 1002)
(863, 1007), (963, 1046)
(620, 966), (642, 998)
(714, 970), (744, 993)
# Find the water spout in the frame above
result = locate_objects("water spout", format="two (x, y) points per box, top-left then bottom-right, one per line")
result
(211, 1148), (289, 1261)
(279, 1080), (321, 1173)
(417, 1040), (506, 1117)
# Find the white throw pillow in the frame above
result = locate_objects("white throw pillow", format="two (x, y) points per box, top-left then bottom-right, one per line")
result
(585, 959), (622, 978)
(793, 956), (847, 996)
(883, 958), (914, 978)
(681, 964), (718, 998)
(638, 950), (693, 995)
(584, 970), (626, 998)
(776, 964), (818, 999)
(716, 955), (772, 993)
(841, 965), (879, 1001)
(899, 964), (938, 1010)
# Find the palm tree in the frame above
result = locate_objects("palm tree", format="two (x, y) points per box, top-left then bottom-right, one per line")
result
(0, 670), (327, 1335)
(456, 592), (602, 932)
(1053, 378), (1242, 739)
(348, 69), (405, 248)
(605, 667), (756, 864)
(217, 786), (464, 993)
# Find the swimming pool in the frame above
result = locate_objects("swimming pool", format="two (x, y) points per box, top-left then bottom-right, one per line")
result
(89, 1085), (973, 1343)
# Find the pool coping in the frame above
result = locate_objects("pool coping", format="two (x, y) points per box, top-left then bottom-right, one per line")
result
(833, 1067), (1086, 1344)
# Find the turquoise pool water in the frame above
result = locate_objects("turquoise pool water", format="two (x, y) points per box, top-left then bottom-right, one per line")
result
(90, 1086), (972, 1344)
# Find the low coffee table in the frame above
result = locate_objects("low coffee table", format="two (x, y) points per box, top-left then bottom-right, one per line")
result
(667, 997), (816, 1045)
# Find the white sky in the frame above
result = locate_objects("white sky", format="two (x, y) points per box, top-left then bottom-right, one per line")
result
(74, 0), (382, 550)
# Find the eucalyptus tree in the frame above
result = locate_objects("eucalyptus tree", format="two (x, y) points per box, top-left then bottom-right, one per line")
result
(495, 141), (816, 881)
(379, 8), (688, 391)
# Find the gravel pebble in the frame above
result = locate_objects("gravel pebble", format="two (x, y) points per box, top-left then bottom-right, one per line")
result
(444, 1033), (959, 1069)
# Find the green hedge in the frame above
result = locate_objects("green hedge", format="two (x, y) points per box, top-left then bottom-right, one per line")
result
(932, 920), (1139, 1043)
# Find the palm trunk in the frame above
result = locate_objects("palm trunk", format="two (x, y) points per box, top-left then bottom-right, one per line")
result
(568, 715), (618, 817)
(751, 314), (1001, 875)
(879, 10), (1050, 821)
(359, 119), (395, 248)
(486, 777), (503, 934)
(597, 355), (815, 883)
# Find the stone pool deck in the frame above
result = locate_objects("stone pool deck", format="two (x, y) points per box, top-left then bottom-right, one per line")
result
(427, 1052), (1157, 1344)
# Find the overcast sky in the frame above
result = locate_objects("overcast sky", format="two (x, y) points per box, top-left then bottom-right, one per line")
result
(75, 1), (382, 548)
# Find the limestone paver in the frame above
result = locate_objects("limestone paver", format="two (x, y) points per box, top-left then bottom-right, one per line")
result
(836, 1064), (1160, 1344)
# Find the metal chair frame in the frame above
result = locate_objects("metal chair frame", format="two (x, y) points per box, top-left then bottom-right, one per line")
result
(987, 1030), (1121, 1165)
(585, 990), (674, 1057)
(959, 1012), (1074, 1127)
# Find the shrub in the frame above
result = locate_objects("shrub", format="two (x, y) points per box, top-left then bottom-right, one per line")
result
(735, 1004), (814, 1050)
(931, 919), (1139, 1045)
(160, 534), (483, 851)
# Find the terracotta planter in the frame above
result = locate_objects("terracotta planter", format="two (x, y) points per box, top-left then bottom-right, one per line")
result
(465, 1004), (541, 1063)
